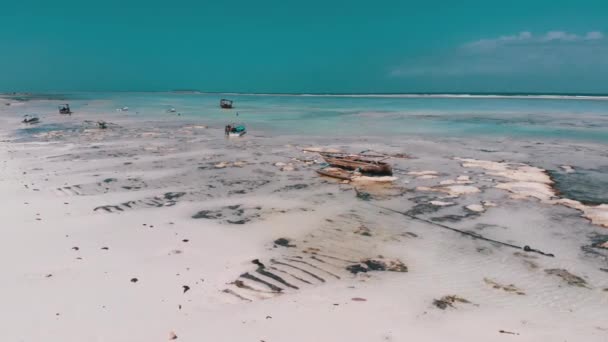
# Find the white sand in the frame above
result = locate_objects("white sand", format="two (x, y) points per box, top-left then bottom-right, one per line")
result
(1, 104), (608, 342)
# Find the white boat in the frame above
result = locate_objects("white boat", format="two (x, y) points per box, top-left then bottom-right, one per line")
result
(22, 114), (40, 124)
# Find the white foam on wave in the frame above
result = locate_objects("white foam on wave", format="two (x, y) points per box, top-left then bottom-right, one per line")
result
(203, 92), (608, 101)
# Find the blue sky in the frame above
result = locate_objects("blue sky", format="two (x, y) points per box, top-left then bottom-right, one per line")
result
(1, 0), (607, 93)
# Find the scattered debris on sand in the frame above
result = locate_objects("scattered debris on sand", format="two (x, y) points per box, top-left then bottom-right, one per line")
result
(433, 295), (473, 310)
(484, 278), (525, 295)
(273, 238), (296, 248)
(354, 225), (372, 236)
(499, 330), (520, 335)
(346, 258), (408, 274)
(214, 161), (248, 168)
(544, 269), (589, 288)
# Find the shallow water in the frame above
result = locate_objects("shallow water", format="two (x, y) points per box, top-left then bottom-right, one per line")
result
(4, 92), (608, 142)
(550, 167), (608, 205)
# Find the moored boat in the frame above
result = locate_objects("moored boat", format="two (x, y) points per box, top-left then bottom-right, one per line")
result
(58, 104), (72, 114)
(225, 123), (246, 137)
(220, 99), (234, 109)
(319, 152), (393, 175)
(22, 115), (40, 124)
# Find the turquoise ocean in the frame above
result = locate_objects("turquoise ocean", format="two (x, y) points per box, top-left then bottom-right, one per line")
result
(8, 92), (608, 143)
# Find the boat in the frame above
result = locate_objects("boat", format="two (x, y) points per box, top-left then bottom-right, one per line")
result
(316, 167), (397, 183)
(225, 123), (246, 137)
(58, 104), (72, 114)
(319, 152), (393, 176)
(22, 115), (40, 124)
(316, 167), (354, 181)
(220, 99), (233, 109)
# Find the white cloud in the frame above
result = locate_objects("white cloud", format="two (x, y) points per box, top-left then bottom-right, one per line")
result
(466, 30), (604, 49)
(391, 30), (608, 78)
(541, 31), (579, 42)
(586, 31), (604, 40)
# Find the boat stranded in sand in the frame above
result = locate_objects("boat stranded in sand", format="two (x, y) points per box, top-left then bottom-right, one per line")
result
(319, 152), (393, 176)
(316, 152), (397, 182)
(22, 114), (40, 124)
(225, 123), (247, 137)
(316, 166), (397, 183)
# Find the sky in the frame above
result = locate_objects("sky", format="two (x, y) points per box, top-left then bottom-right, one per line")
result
(1, 0), (607, 93)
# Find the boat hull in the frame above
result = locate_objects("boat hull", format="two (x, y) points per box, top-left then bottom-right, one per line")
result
(320, 153), (393, 175)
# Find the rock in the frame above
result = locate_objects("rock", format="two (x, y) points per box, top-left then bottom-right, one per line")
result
(274, 162), (287, 167)
(482, 201), (497, 207)
(429, 200), (455, 206)
(465, 204), (485, 213)
(182, 285), (190, 293)
(130, 278), (138, 283)
(346, 258), (407, 274)
(274, 238), (296, 248)
(169, 331), (178, 340)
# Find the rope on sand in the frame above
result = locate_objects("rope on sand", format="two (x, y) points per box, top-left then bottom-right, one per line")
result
(367, 202), (555, 258)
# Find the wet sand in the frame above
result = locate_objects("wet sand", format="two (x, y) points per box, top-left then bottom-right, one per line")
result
(1, 103), (608, 341)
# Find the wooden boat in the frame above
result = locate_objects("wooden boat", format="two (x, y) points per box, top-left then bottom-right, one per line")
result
(220, 99), (233, 109)
(316, 167), (397, 183)
(22, 115), (40, 124)
(316, 167), (354, 181)
(225, 123), (246, 137)
(58, 104), (72, 114)
(319, 152), (393, 175)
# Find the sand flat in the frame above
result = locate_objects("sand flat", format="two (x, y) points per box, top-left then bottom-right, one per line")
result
(1, 99), (608, 342)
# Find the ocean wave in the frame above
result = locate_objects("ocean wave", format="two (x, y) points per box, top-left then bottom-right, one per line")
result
(202, 93), (608, 101)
